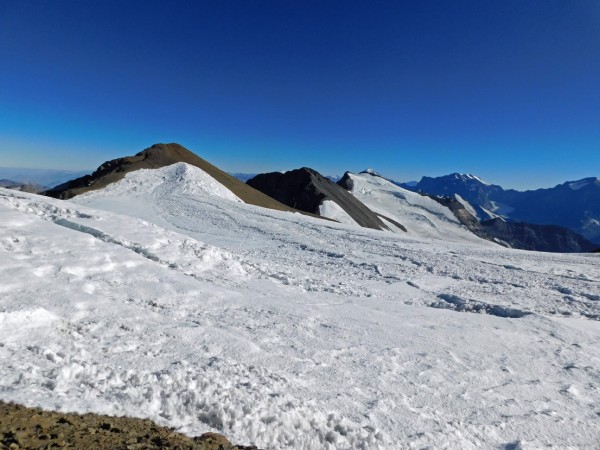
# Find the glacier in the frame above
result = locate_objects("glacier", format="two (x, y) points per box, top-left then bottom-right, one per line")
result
(0, 163), (599, 449)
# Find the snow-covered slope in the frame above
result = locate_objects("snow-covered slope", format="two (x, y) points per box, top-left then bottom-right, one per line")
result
(344, 172), (485, 243)
(2, 169), (600, 449)
(318, 199), (359, 226)
(79, 162), (242, 204)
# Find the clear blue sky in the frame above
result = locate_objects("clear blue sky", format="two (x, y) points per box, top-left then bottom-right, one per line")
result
(1, 1), (599, 189)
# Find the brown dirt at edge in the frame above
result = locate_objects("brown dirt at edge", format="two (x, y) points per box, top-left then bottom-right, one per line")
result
(0, 402), (259, 450)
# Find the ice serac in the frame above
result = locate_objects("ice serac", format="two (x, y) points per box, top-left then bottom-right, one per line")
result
(43, 143), (297, 213)
(247, 167), (393, 231)
(410, 173), (600, 244)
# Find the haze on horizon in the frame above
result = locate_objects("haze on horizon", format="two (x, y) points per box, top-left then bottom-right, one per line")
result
(1, 1), (599, 190)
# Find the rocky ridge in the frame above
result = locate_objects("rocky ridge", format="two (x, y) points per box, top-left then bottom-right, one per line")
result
(44, 144), (299, 215)
(247, 167), (404, 231)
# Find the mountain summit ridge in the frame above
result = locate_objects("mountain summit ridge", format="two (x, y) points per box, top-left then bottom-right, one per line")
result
(44, 143), (299, 214)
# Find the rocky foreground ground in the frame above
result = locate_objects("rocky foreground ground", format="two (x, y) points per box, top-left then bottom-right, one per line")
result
(0, 402), (258, 450)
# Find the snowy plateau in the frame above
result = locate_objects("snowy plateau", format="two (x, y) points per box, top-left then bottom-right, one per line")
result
(1, 162), (599, 449)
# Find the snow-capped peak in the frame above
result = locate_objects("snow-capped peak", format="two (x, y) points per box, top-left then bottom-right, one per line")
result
(450, 173), (490, 185)
(568, 177), (600, 191)
(360, 168), (381, 176)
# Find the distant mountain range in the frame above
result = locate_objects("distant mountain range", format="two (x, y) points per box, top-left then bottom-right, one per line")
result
(246, 167), (596, 253)
(402, 173), (600, 244)
(0, 179), (48, 193)
(429, 194), (596, 253)
(0, 167), (90, 188)
(1, 144), (597, 253)
(229, 172), (258, 183)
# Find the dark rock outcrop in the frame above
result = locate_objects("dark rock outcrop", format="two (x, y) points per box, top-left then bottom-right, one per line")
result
(0, 401), (258, 450)
(43, 143), (299, 214)
(247, 168), (392, 230)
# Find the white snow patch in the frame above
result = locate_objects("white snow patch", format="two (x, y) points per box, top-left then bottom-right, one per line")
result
(79, 162), (242, 203)
(318, 200), (359, 226)
(0, 308), (58, 329)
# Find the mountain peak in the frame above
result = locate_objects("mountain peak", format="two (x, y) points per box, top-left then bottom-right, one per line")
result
(247, 167), (390, 231)
(448, 173), (489, 185)
(567, 177), (600, 191)
(360, 168), (381, 176)
(43, 143), (298, 214)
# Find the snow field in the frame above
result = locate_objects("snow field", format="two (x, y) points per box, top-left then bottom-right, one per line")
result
(0, 201), (386, 448)
(319, 200), (359, 227)
(1, 164), (600, 449)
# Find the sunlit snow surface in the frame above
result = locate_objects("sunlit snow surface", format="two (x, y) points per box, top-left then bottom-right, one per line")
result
(1, 164), (600, 449)
(319, 200), (359, 227)
(346, 172), (482, 243)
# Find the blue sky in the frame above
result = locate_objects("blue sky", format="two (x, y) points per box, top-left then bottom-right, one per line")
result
(1, 1), (599, 189)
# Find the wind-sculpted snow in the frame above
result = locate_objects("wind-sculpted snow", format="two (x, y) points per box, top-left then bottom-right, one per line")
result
(432, 294), (532, 318)
(1, 177), (600, 449)
(0, 190), (246, 284)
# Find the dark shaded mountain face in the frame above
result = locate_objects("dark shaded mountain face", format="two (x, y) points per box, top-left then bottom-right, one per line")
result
(410, 174), (600, 244)
(44, 143), (301, 214)
(409, 173), (504, 217)
(431, 195), (598, 253)
(247, 168), (395, 231)
(480, 219), (598, 253)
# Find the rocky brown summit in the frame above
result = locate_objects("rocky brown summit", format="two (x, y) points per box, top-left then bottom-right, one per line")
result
(44, 143), (296, 214)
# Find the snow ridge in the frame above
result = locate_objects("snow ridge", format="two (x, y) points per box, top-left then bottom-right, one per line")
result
(79, 162), (242, 203)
